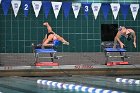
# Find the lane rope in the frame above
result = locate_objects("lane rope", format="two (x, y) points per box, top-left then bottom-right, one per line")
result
(116, 78), (140, 85)
(37, 79), (122, 93)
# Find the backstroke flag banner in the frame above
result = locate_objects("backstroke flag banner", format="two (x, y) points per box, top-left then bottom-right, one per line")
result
(22, 0), (31, 17)
(11, 0), (21, 17)
(62, 2), (71, 19)
(110, 3), (120, 19)
(72, 3), (81, 18)
(101, 3), (110, 20)
(42, 1), (51, 18)
(120, 4), (130, 20)
(51, 2), (62, 19)
(91, 3), (101, 20)
(32, 1), (42, 17)
(130, 4), (139, 20)
(2, 0), (11, 16)
(82, 3), (91, 18)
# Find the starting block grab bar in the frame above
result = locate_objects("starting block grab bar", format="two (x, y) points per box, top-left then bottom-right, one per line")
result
(107, 56), (130, 59)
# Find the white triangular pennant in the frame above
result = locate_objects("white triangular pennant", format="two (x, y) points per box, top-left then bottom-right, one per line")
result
(0, 0), (1, 4)
(110, 3), (120, 19)
(32, 1), (42, 17)
(130, 4), (139, 20)
(91, 3), (101, 20)
(51, 2), (62, 19)
(72, 3), (81, 18)
(11, 0), (21, 17)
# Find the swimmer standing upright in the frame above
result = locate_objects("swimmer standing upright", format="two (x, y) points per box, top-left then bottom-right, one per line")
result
(113, 26), (136, 48)
(42, 22), (69, 48)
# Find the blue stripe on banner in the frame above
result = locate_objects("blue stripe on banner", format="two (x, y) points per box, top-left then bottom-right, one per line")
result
(62, 2), (72, 19)
(101, 3), (111, 20)
(1, 0), (11, 16)
(82, 2), (92, 18)
(22, 0), (31, 17)
(120, 3), (130, 20)
(42, 1), (51, 18)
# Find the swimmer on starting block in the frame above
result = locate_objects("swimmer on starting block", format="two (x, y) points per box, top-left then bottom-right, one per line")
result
(42, 22), (69, 48)
(113, 26), (136, 48)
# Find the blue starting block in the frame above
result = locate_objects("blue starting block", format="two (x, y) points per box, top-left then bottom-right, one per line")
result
(104, 48), (127, 52)
(104, 48), (129, 65)
(32, 40), (62, 64)
(34, 49), (58, 64)
(35, 49), (57, 53)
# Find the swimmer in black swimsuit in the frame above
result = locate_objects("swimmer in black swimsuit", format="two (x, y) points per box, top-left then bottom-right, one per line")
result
(113, 26), (136, 48)
(42, 22), (69, 48)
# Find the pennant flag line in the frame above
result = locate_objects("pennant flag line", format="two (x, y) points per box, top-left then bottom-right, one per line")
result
(32, 1), (42, 17)
(101, 3), (111, 20)
(51, 2), (62, 19)
(91, 3), (101, 20)
(42, 1), (51, 18)
(130, 4), (139, 20)
(22, 0), (31, 17)
(1, 0), (11, 16)
(72, 3), (81, 18)
(0, 1), (139, 20)
(82, 2), (91, 18)
(110, 3), (120, 19)
(11, 0), (21, 17)
(62, 2), (72, 19)
(120, 4), (130, 20)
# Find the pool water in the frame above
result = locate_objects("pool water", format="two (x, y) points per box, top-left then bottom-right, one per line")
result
(0, 75), (140, 93)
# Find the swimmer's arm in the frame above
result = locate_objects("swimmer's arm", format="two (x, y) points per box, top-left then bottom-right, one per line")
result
(133, 32), (136, 43)
(133, 31), (136, 48)
(42, 38), (47, 44)
(113, 32), (123, 48)
(42, 34), (48, 43)
(55, 34), (69, 45)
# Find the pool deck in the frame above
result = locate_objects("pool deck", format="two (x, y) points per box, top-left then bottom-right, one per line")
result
(0, 64), (140, 76)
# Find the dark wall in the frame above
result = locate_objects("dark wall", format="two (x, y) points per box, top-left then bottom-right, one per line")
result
(0, 1), (140, 53)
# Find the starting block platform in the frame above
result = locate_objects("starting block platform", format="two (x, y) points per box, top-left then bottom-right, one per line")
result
(35, 49), (57, 53)
(35, 62), (59, 66)
(104, 48), (129, 65)
(104, 48), (127, 52)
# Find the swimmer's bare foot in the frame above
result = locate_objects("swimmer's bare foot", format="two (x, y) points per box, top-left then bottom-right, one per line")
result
(43, 22), (48, 26)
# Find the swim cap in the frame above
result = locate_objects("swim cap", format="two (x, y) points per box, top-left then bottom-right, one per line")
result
(53, 40), (60, 46)
(118, 26), (126, 31)
(118, 26), (122, 31)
